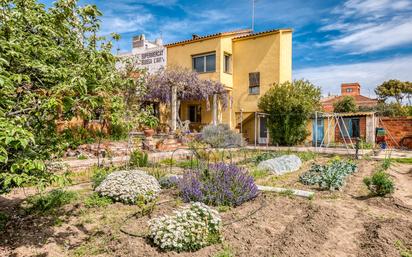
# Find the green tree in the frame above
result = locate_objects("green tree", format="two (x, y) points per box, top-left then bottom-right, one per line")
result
(333, 96), (358, 113)
(375, 79), (410, 105)
(258, 80), (321, 146)
(0, 0), (132, 193)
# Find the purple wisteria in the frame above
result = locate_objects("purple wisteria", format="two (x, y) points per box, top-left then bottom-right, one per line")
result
(145, 67), (228, 110)
(178, 163), (259, 206)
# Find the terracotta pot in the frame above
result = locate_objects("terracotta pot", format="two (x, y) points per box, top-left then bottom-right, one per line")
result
(144, 128), (155, 137)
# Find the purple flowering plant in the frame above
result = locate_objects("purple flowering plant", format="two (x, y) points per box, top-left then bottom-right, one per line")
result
(178, 163), (259, 206)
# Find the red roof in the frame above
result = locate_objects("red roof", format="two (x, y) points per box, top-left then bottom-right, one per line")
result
(321, 95), (378, 112)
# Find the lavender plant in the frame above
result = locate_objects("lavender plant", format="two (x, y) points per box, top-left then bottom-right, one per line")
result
(178, 163), (258, 206)
(200, 124), (243, 148)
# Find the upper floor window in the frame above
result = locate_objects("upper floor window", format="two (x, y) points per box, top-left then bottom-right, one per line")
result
(346, 88), (353, 93)
(224, 53), (232, 74)
(249, 72), (260, 95)
(192, 53), (216, 73)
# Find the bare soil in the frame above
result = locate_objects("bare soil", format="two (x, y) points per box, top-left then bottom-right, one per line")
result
(1, 159), (412, 257)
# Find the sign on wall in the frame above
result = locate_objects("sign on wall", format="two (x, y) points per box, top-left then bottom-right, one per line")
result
(137, 48), (166, 74)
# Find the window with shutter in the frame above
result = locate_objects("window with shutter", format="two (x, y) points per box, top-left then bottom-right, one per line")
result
(249, 72), (260, 94)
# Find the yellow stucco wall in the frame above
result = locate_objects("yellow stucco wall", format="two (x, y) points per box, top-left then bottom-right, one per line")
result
(165, 29), (292, 138)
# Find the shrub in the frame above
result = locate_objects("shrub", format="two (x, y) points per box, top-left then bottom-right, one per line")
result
(25, 189), (77, 213)
(300, 160), (357, 190)
(363, 171), (394, 196)
(95, 170), (161, 203)
(148, 202), (222, 252)
(200, 124), (243, 148)
(333, 96), (358, 113)
(381, 158), (392, 170)
(159, 175), (181, 189)
(129, 149), (148, 168)
(91, 167), (113, 189)
(84, 193), (113, 208)
(258, 80), (321, 146)
(178, 163), (258, 206)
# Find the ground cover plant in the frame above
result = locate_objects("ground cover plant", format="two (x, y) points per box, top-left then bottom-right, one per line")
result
(148, 202), (222, 252)
(23, 189), (77, 214)
(300, 160), (357, 190)
(95, 170), (160, 203)
(363, 171), (395, 196)
(178, 163), (258, 206)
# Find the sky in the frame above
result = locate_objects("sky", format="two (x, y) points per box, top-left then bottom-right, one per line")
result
(40, 0), (412, 96)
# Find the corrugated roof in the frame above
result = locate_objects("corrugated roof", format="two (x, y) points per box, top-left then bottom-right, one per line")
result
(165, 29), (252, 47)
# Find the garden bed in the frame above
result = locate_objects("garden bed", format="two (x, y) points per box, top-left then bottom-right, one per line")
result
(1, 154), (412, 257)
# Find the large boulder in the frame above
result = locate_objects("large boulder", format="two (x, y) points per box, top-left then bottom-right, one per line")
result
(95, 170), (161, 203)
(257, 155), (302, 175)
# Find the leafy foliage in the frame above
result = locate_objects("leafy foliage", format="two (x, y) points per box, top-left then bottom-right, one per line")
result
(24, 189), (77, 213)
(91, 167), (113, 189)
(300, 160), (357, 190)
(129, 149), (148, 168)
(375, 79), (412, 105)
(200, 124), (243, 148)
(333, 96), (358, 113)
(0, 0), (136, 193)
(178, 163), (258, 206)
(258, 80), (321, 146)
(84, 192), (113, 208)
(148, 202), (222, 252)
(363, 171), (394, 196)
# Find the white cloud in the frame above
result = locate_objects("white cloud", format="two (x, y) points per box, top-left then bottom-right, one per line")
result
(320, 0), (412, 53)
(294, 55), (412, 96)
(100, 13), (154, 35)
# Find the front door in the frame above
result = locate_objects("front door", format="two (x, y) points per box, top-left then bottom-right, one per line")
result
(312, 118), (324, 146)
(258, 116), (268, 144)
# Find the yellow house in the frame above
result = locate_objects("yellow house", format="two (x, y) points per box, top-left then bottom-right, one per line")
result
(165, 28), (292, 144)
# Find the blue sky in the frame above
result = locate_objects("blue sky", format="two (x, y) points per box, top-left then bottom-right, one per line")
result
(40, 0), (412, 95)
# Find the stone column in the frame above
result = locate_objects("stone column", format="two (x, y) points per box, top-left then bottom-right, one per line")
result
(212, 94), (218, 125)
(171, 86), (177, 131)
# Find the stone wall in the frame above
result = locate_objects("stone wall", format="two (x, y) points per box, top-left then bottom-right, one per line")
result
(379, 117), (412, 149)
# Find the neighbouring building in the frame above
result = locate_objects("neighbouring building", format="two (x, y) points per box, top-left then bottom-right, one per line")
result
(307, 83), (379, 146)
(321, 83), (378, 112)
(164, 28), (293, 144)
(118, 34), (166, 74)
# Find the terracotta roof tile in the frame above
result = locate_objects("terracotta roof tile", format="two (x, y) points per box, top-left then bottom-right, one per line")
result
(164, 29), (252, 47)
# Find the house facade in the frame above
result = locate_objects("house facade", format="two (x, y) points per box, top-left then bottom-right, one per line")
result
(164, 28), (293, 143)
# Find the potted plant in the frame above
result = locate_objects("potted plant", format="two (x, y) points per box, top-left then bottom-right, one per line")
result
(139, 109), (159, 137)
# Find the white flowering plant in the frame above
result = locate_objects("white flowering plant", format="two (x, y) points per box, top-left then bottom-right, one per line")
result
(95, 170), (161, 204)
(148, 202), (222, 252)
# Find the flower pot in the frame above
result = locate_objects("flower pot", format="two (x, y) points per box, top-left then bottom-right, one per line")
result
(144, 128), (155, 137)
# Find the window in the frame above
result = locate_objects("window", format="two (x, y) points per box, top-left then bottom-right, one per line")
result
(192, 53), (216, 73)
(224, 53), (232, 73)
(249, 72), (260, 95)
(188, 105), (202, 123)
(339, 118), (360, 138)
(346, 88), (353, 93)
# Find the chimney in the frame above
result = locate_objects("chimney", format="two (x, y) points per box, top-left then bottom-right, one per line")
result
(341, 83), (360, 96)
(192, 34), (200, 39)
(132, 34), (145, 49)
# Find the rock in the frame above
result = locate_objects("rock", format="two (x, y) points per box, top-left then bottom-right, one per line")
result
(257, 155), (302, 175)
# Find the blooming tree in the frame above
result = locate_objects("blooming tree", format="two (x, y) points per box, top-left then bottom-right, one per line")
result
(146, 67), (228, 110)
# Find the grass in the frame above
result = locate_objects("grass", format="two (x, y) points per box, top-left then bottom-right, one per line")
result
(395, 240), (412, 257)
(213, 245), (235, 257)
(24, 189), (78, 214)
(249, 168), (270, 180)
(84, 193), (113, 208)
(278, 189), (295, 197)
(392, 158), (412, 164)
